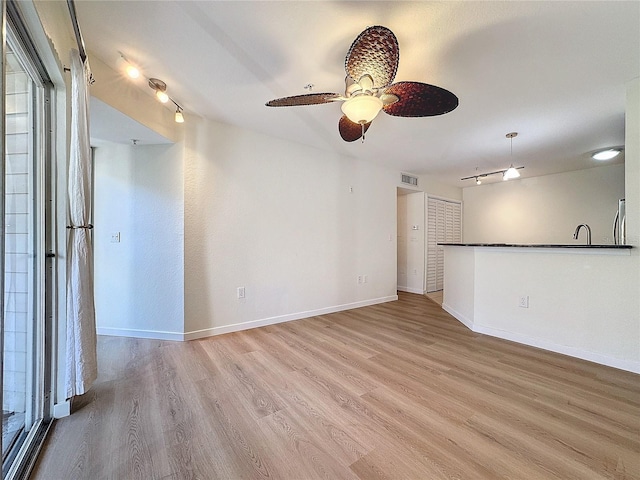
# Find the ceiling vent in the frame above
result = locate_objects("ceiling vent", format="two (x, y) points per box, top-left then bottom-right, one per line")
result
(401, 173), (418, 186)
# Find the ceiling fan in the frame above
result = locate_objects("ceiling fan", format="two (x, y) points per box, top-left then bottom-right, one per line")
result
(266, 25), (459, 142)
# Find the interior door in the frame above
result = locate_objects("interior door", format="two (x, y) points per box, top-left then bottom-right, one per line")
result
(426, 197), (462, 293)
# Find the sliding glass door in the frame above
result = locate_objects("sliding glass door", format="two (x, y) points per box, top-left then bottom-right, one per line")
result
(2, 4), (53, 477)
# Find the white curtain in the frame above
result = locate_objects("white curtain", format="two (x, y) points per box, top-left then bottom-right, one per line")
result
(65, 49), (97, 398)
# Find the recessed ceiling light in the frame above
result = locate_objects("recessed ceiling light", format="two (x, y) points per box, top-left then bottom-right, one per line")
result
(592, 148), (621, 161)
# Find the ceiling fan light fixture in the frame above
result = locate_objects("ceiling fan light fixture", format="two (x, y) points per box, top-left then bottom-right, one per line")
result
(592, 148), (621, 161)
(265, 25), (458, 142)
(341, 95), (383, 124)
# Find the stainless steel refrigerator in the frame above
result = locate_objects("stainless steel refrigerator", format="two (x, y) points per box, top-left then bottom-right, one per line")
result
(613, 198), (626, 244)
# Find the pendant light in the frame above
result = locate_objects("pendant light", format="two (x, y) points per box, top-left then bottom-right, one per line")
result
(502, 132), (521, 180)
(461, 132), (524, 184)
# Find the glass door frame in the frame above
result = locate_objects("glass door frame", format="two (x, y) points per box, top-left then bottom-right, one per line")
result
(2, 1), (54, 477)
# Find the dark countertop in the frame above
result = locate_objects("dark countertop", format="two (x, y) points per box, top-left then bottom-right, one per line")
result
(439, 243), (633, 249)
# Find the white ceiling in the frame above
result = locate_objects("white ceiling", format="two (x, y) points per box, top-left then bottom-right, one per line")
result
(76, 1), (638, 187)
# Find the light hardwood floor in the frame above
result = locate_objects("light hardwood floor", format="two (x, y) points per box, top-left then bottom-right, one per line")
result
(32, 292), (639, 479)
(425, 290), (443, 306)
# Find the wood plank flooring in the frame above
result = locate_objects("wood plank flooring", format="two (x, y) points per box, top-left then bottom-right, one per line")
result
(31, 292), (640, 479)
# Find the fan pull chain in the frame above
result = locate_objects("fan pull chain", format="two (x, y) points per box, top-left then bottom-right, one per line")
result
(361, 123), (366, 143)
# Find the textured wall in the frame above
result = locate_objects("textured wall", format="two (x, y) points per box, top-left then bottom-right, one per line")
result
(93, 143), (185, 337)
(183, 119), (398, 336)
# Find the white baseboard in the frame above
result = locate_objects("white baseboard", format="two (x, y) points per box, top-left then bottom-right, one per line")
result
(184, 295), (398, 340)
(473, 324), (640, 374)
(96, 326), (184, 341)
(442, 303), (474, 330)
(444, 304), (639, 374)
(442, 302), (638, 373)
(97, 295), (398, 342)
(397, 286), (425, 295)
(53, 400), (71, 418)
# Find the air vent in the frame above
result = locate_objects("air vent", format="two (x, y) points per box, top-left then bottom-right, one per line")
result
(401, 174), (418, 186)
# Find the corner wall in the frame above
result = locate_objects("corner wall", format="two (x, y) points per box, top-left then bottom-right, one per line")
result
(93, 143), (185, 338)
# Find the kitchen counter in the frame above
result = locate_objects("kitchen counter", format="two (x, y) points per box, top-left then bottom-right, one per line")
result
(439, 243), (632, 249)
(440, 244), (638, 373)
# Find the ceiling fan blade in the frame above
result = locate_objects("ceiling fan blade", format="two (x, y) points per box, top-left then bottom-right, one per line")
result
(345, 26), (399, 89)
(338, 115), (371, 142)
(382, 82), (458, 117)
(266, 93), (342, 107)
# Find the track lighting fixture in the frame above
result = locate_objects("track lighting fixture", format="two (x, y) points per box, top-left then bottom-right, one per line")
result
(462, 165), (524, 184)
(461, 132), (524, 184)
(117, 53), (187, 123)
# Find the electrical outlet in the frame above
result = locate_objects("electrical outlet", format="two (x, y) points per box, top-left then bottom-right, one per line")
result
(110, 232), (121, 243)
(363, 275), (368, 283)
(519, 295), (529, 308)
(357, 275), (363, 284)
(237, 287), (245, 299)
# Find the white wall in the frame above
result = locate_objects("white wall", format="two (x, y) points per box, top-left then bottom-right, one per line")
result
(397, 191), (425, 294)
(463, 164), (625, 244)
(183, 119), (398, 337)
(625, 79), (640, 249)
(443, 246), (639, 372)
(94, 143), (185, 338)
(419, 175), (463, 201)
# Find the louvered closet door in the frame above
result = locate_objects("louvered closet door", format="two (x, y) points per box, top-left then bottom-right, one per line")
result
(426, 200), (438, 292)
(426, 198), (462, 292)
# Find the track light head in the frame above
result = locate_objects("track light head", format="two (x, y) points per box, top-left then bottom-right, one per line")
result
(175, 107), (184, 123)
(149, 78), (169, 103)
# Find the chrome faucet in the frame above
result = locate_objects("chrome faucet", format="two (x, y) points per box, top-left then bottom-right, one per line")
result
(573, 224), (591, 245)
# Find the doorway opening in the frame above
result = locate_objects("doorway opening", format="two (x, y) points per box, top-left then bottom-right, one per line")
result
(396, 188), (425, 295)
